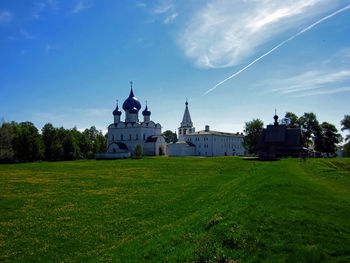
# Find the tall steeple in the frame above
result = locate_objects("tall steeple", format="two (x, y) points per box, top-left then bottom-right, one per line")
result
(181, 98), (193, 127)
(178, 99), (195, 141)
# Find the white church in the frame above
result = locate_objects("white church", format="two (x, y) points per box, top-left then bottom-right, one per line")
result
(96, 82), (167, 159)
(168, 101), (245, 157)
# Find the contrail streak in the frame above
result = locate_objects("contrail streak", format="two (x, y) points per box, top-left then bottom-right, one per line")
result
(204, 4), (350, 95)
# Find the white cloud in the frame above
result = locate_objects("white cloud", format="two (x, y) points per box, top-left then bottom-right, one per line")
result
(154, 1), (174, 14)
(179, 0), (339, 68)
(0, 11), (13, 24)
(164, 12), (178, 24)
(153, 0), (178, 24)
(272, 70), (350, 94)
(32, 0), (59, 19)
(8, 29), (36, 41)
(20, 29), (36, 40)
(294, 86), (350, 97)
(71, 0), (93, 14)
(136, 2), (147, 8)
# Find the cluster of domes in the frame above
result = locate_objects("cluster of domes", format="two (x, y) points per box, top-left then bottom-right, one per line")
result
(113, 84), (151, 117)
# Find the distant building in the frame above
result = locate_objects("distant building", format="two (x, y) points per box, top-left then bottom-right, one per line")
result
(258, 114), (302, 160)
(168, 101), (245, 157)
(96, 82), (166, 159)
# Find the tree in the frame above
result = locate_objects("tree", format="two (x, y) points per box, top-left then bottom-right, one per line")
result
(12, 122), (43, 162)
(62, 131), (81, 160)
(162, 130), (177, 143)
(341, 115), (350, 157)
(341, 115), (350, 142)
(242, 119), (264, 155)
(298, 112), (319, 147)
(133, 144), (143, 159)
(283, 112), (299, 128)
(0, 122), (14, 162)
(316, 122), (342, 157)
(79, 131), (93, 158)
(95, 132), (106, 154)
(343, 143), (350, 157)
(81, 126), (106, 157)
(42, 123), (56, 160)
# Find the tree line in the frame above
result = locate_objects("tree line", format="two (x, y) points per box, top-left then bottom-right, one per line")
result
(243, 112), (349, 157)
(0, 121), (106, 163)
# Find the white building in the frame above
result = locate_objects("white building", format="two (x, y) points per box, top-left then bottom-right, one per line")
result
(168, 101), (245, 157)
(184, 125), (245, 157)
(96, 83), (167, 159)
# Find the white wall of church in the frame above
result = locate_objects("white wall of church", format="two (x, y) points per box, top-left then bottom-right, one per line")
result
(168, 142), (196, 156)
(107, 123), (162, 155)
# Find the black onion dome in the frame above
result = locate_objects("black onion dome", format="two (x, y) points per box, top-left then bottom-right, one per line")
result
(142, 105), (151, 116)
(122, 88), (141, 111)
(113, 104), (121, 116)
(129, 107), (138, 114)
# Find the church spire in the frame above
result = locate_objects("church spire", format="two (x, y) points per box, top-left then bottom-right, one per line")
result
(178, 99), (195, 141)
(181, 99), (193, 127)
(129, 81), (134, 98)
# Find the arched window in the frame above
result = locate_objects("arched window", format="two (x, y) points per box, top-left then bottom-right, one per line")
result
(136, 134), (138, 140)
(112, 135), (114, 141)
(143, 134), (146, 140)
(129, 134), (132, 140)
(121, 134), (123, 140)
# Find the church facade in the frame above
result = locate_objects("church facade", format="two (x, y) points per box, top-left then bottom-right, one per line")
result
(96, 83), (166, 159)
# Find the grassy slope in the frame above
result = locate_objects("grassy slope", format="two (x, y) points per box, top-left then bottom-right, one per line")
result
(0, 157), (349, 262)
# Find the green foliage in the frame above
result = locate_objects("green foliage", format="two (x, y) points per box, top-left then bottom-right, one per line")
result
(343, 143), (350, 157)
(318, 122), (342, 157)
(341, 115), (350, 142)
(11, 121), (44, 162)
(62, 131), (81, 160)
(282, 112), (342, 156)
(298, 112), (320, 147)
(1, 157), (350, 262)
(0, 123), (14, 162)
(133, 143), (143, 159)
(283, 112), (299, 128)
(162, 130), (177, 143)
(0, 121), (106, 163)
(42, 123), (57, 161)
(242, 118), (264, 154)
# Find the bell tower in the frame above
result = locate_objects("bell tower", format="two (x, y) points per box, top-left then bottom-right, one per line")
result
(178, 99), (195, 141)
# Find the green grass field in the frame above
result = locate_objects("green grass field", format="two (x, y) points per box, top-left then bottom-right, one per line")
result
(1, 157), (350, 262)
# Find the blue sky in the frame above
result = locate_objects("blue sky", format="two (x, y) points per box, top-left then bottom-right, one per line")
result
(1, 0), (350, 139)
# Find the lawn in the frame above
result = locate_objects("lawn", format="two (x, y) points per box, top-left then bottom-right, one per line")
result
(0, 157), (349, 262)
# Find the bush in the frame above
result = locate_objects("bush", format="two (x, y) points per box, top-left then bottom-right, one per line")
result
(133, 144), (143, 159)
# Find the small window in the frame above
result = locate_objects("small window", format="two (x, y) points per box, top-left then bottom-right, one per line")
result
(143, 134), (146, 140)
(136, 134), (138, 140)
(121, 134), (123, 140)
(129, 134), (132, 140)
